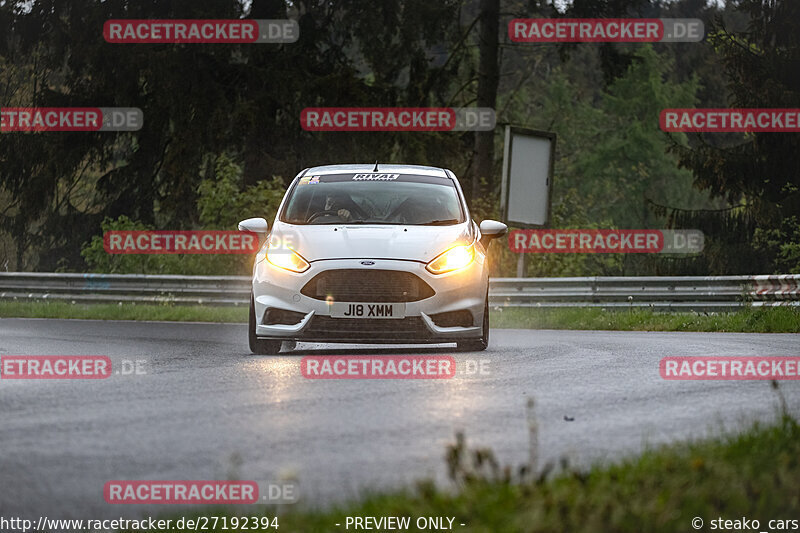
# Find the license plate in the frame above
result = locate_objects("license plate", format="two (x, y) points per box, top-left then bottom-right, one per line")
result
(330, 303), (405, 319)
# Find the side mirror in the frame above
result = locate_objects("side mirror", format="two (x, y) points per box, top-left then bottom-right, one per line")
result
(479, 219), (508, 249)
(238, 217), (269, 234)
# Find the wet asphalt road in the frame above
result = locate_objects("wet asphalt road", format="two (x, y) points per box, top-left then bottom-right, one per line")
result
(0, 318), (798, 520)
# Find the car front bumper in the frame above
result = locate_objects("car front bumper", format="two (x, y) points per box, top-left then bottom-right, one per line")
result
(252, 255), (487, 343)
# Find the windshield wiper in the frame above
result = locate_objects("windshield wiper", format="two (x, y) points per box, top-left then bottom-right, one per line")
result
(314, 219), (461, 226)
(424, 219), (460, 226)
(342, 219), (384, 224)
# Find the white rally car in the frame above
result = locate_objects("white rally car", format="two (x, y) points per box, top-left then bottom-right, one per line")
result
(238, 164), (507, 354)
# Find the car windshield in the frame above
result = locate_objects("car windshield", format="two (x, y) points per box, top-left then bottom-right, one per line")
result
(281, 173), (465, 225)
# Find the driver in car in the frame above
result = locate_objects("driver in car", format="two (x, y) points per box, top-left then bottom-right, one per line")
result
(323, 191), (360, 221)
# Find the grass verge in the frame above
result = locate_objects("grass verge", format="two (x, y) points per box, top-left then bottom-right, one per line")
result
(0, 300), (247, 323)
(1, 300), (799, 332)
(490, 305), (800, 332)
(124, 413), (800, 532)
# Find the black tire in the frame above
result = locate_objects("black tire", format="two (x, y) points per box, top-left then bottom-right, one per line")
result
(249, 294), (282, 355)
(457, 296), (489, 352)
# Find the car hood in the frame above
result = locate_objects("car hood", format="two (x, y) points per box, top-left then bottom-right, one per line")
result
(270, 221), (473, 263)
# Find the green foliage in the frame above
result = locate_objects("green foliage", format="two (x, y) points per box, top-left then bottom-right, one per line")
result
(80, 154), (283, 275)
(196, 154), (285, 228)
(753, 216), (800, 274)
(80, 215), (254, 275)
(117, 415), (800, 532)
(581, 46), (702, 225)
(2, 0), (792, 276)
(519, 189), (625, 277)
(549, 45), (707, 230)
(0, 0), (469, 271)
(669, 0), (800, 274)
(495, 46), (715, 277)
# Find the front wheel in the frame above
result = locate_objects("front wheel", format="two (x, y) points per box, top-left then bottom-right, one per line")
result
(249, 294), (282, 355)
(457, 297), (489, 352)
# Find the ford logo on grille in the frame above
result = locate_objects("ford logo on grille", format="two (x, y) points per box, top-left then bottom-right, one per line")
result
(360, 261), (375, 266)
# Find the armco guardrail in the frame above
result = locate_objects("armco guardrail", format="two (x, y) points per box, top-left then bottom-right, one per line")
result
(0, 273), (252, 306)
(490, 275), (799, 310)
(0, 273), (798, 311)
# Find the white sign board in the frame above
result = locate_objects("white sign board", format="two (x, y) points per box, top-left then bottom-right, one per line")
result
(500, 126), (555, 227)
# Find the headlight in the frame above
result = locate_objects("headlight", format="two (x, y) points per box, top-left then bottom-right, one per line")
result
(266, 241), (309, 273)
(426, 243), (475, 274)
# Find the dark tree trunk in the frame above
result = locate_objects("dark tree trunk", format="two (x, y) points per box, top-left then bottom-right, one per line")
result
(472, 0), (500, 203)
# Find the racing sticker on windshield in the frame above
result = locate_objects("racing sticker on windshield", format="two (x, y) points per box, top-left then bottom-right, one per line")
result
(352, 173), (399, 181)
(299, 175), (320, 185)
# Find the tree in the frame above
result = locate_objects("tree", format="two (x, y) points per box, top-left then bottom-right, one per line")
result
(471, 0), (499, 202)
(669, 0), (800, 274)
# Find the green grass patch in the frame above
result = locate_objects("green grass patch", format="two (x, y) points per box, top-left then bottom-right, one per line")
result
(122, 414), (800, 532)
(1, 300), (798, 332)
(0, 300), (248, 323)
(490, 306), (800, 332)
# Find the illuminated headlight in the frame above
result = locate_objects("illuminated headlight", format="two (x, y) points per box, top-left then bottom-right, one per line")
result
(266, 241), (310, 273)
(426, 243), (475, 274)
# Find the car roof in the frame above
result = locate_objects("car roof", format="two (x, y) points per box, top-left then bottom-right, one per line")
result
(302, 164), (450, 178)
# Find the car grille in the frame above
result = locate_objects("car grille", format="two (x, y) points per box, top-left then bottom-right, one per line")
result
(301, 269), (434, 303)
(302, 316), (430, 341)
